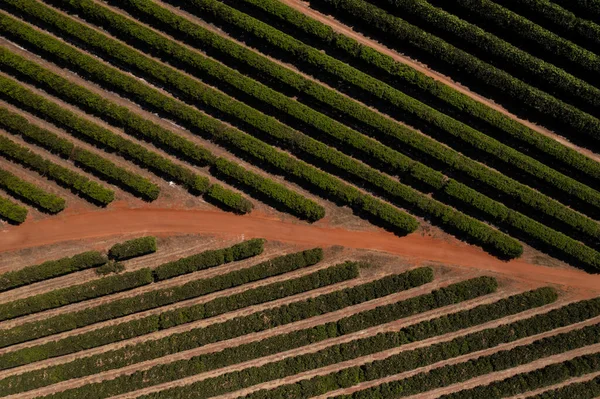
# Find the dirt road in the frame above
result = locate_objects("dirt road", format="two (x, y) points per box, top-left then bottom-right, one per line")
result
(1, 208), (599, 292)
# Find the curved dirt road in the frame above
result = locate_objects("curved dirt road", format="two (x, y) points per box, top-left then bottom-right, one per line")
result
(1, 208), (600, 292)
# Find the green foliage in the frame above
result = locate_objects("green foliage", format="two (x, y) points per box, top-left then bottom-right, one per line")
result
(0, 107), (160, 201)
(0, 194), (26, 224)
(381, 0), (600, 113)
(46, 275), (500, 399)
(243, 291), (600, 399)
(0, 134), (114, 205)
(0, 268), (153, 322)
(0, 262), (372, 396)
(494, 0), (600, 56)
(0, 251), (342, 373)
(0, 167), (64, 213)
(95, 261), (125, 276)
(205, 184), (253, 214)
(315, 0), (600, 144)
(108, 236), (157, 260)
(0, 240), (263, 349)
(0, 251), (106, 292)
(527, 371), (600, 399)
(552, 0), (600, 20)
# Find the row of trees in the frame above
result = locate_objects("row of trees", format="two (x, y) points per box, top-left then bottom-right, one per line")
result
(379, 0), (600, 114)
(196, 0), (600, 221)
(40, 275), (502, 399)
(243, 293), (600, 399)
(0, 134), (115, 205)
(0, 167), (65, 214)
(0, 262), (370, 396)
(0, 107), (160, 201)
(494, 0), (600, 56)
(0, 194), (26, 223)
(0, 240), (264, 348)
(108, 236), (157, 261)
(526, 365), (600, 399)
(0, 260), (355, 373)
(0, 251), (106, 293)
(0, 268), (153, 322)
(204, 0), (600, 191)
(0, 5), (422, 230)
(316, 0), (600, 144)
(431, 0), (600, 83)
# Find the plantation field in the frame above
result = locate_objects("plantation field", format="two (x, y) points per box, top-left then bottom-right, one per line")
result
(1, 0), (600, 396)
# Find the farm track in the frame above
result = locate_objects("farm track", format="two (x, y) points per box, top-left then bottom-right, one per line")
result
(2, 207), (599, 293)
(280, 0), (600, 164)
(1, 268), (461, 399)
(0, 250), (361, 375)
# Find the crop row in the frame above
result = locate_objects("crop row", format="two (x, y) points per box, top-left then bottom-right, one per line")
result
(0, 107), (161, 201)
(243, 297), (600, 399)
(429, 0), (600, 84)
(441, 352), (600, 398)
(0, 239), (263, 348)
(211, 0), (600, 191)
(0, 133), (115, 205)
(528, 370), (600, 399)
(6, 270), (482, 398)
(0, 251), (343, 371)
(0, 268), (153, 322)
(494, 0), (600, 56)
(0, 251), (106, 293)
(552, 0), (600, 20)
(96, 0), (600, 267)
(38, 284), (548, 399)
(314, 0), (600, 146)
(0, 194), (26, 223)
(377, 0), (600, 114)
(108, 236), (156, 260)
(0, 266), (435, 396)
(0, 9), (420, 231)
(0, 167), (65, 213)
(198, 0), (600, 216)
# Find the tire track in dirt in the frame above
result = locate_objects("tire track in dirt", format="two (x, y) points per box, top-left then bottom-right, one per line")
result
(2, 208), (599, 292)
(2, 270), (470, 399)
(0, 250), (365, 376)
(281, 0), (600, 163)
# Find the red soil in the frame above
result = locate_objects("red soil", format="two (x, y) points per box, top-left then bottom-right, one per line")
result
(1, 207), (599, 292)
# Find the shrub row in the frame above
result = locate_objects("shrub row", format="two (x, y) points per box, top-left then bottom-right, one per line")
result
(205, 183), (253, 214)
(103, 0), (600, 266)
(0, 14), (328, 222)
(0, 251), (106, 293)
(0, 256), (351, 373)
(494, 0), (600, 56)
(0, 9), (419, 230)
(9, 269), (457, 398)
(101, 287), (551, 399)
(108, 236), (156, 260)
(528, 371), (600, 399)
(440, 352), (600, 398)
(429, 0), (600, 84)
(243, 295), (600, 399)
(94, 261), (124, 275)
(379, 0), (600, 114)
(314, 0), (600, 144)
(0, 268), (153, 322)
(0, 107), (160, 200)
(0, 134), (114, 205)
(0, 167), (64, 213)
(196, 0), (600, 216)
(0, 194), (26, 224)
(152, 238), (264, 280)
(41, 276), (504, 399)
(552, 0), (600, 20)
(0, 239), (264, 348)
(0, 74), (208, 195)
(0, 264), (430, 396)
